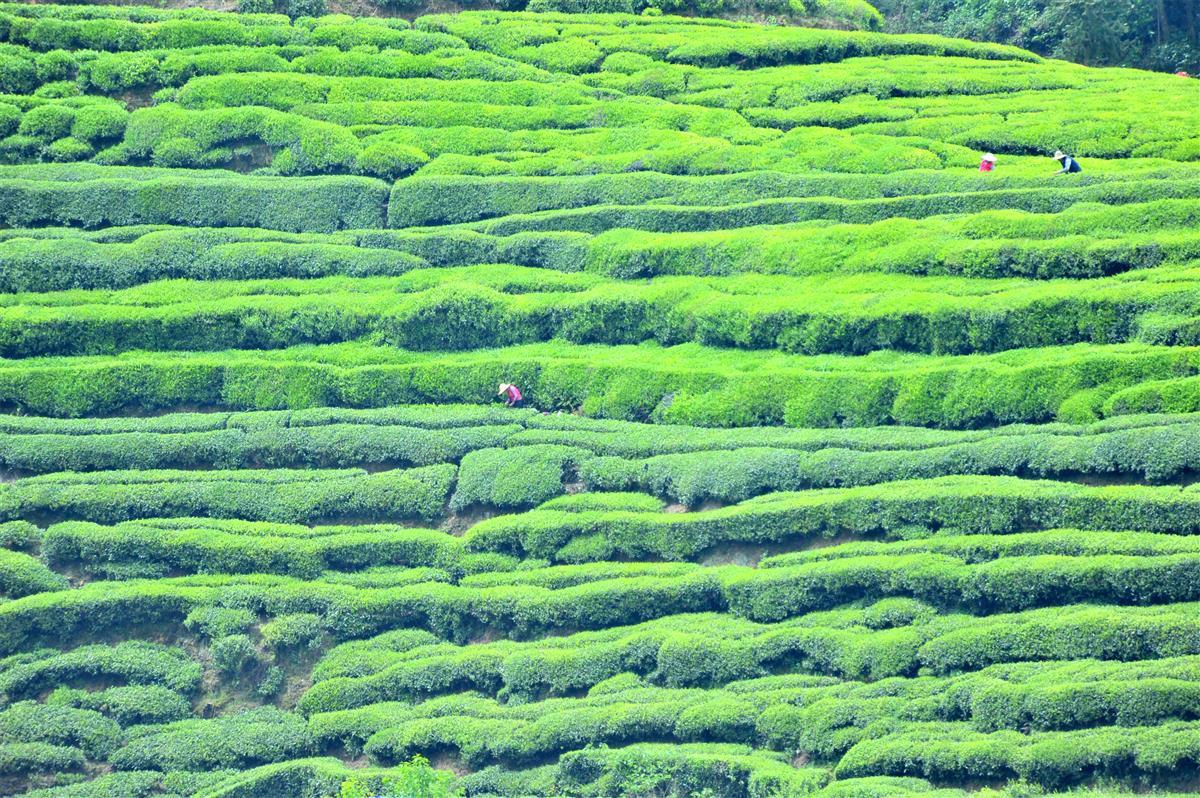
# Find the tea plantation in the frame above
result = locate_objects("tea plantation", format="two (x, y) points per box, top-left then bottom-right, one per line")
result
(1, 3), (1200, 797)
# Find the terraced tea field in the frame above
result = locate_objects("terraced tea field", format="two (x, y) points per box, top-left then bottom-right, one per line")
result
(2, 3), (1200, 796)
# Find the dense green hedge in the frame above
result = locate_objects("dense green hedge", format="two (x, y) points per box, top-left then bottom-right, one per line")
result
(581, 219), (1200, 281)
(0, 418), (513, 472)
(0, 172), (387, 231)
(48, 684), (192, 725)
(18, 771), (171, 798)
(761, 529), (1200, 567)
(578, 418), (1200, 502)
(835, 721), (1200, 787)
(0, 641), (202, 701)
(466, 476), (1200, 561)
(43, 519), (460, 579)
(0, 571), (721, 653)
(0, 701), (121, 759)
(16, 258), (1200, 359)
(420, 11), (1038, 69)
(299, 611), (865, 713)
(0, 10), (435, 55)
(450, 445), (586, 510)
(0, 547), (67, 598)
(312, 661), (1200, 775)
(1, 341), (1196, 427)
(0, 228), (554, 292)
(192, 758), (358, 798)
(917, 603), (1200, 675)
(1, 465), (455, 524)
(7, 406), (1199, 480)
(454, 183), (1200, 237)
(110, 707), (313, 771)
(514, 408), (1200, 455)
(300, 601), (1200, 714)
(389, 172), (1200, 227)
(724, 552), (1200, 620)
(0, 741), (85, 776)
(320, 568), (727, 642)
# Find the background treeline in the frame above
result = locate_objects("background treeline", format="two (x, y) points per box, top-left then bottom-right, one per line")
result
(875, 0), (1200, 72)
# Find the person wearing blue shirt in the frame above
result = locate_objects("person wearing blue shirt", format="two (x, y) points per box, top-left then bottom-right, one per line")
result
(1053, 150), (1082, 174)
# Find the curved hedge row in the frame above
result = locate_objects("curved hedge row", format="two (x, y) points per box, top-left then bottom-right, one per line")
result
(466, 476), (1200, 561)
(16, 260), (1200, 359)
(1, 341), (1197, 427)
(0, 548), (67, 598)
(42, 520), (459, 579)
(419, 11), (1039, 69)
(0, 173), (387, 232)
(110, 707), (313, 771)
(835, 721), (1200, 788)
(6, 404), (1197, 461)
(0, 465), (455, 524)
(389, 172), (1200, 227)
(0, 702), (121, 759)
(298, 601), (1200, 713)
(0, 641), (202, 702)
(0, 419), (514, 473)
(579, 419), (1200, 504)
(303, 661), (1200, 771)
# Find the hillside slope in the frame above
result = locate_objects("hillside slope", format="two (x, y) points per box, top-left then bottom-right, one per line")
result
(1, 5), (1200, 798)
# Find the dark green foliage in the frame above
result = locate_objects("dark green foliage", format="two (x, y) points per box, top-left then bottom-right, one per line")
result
(0, 741), (85, 775)
(43, 519), (465, 581)
(0, 701), (122, 758)
(17, 103), (73, 141)
(0, 170), (388, 232)
(185, 606), (257, 639)
(0, 548), (67, 598)
(109, 706), (313, 771)
(45, 135), (92, 161)
(558, 743), (828, 796)
(0, 641), (202, 700)
(10, 465), (456, 524)
(211, 634), (259, 674)
(47, 685), (193, 725)
(18, 771), (166, 798)
(286, 0), (326, 18)
(0, 230), (428, 292)
(0, 520), (38, 548)
(261, 612), (322, 650)
(467, 476), (1200, 561)
(876, 0), (1198, 72)
(451, 445), (585, 510)
(0, 413), (513, 473)
(0, 102), (19, 136)
(256, 665), (285, 697)
(356, 141), (428, 179)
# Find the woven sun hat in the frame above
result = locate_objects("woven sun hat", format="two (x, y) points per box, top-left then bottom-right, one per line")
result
(497, 383), (511, 395)
(1053, 150), (1066, 160)
(982, 153), (997, 162)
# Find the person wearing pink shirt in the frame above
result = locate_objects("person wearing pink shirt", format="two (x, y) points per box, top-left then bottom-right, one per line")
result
(497, 383), (523, 407)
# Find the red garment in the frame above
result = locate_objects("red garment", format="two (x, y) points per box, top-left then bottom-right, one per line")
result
(979, 160), (994, 172)
(505, 385), (522, 403)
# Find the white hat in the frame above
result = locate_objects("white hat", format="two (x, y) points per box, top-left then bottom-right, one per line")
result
(1053, 150), (1066, 160)
(497, 383), (511, 394)
(981, 153), (997, 162)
